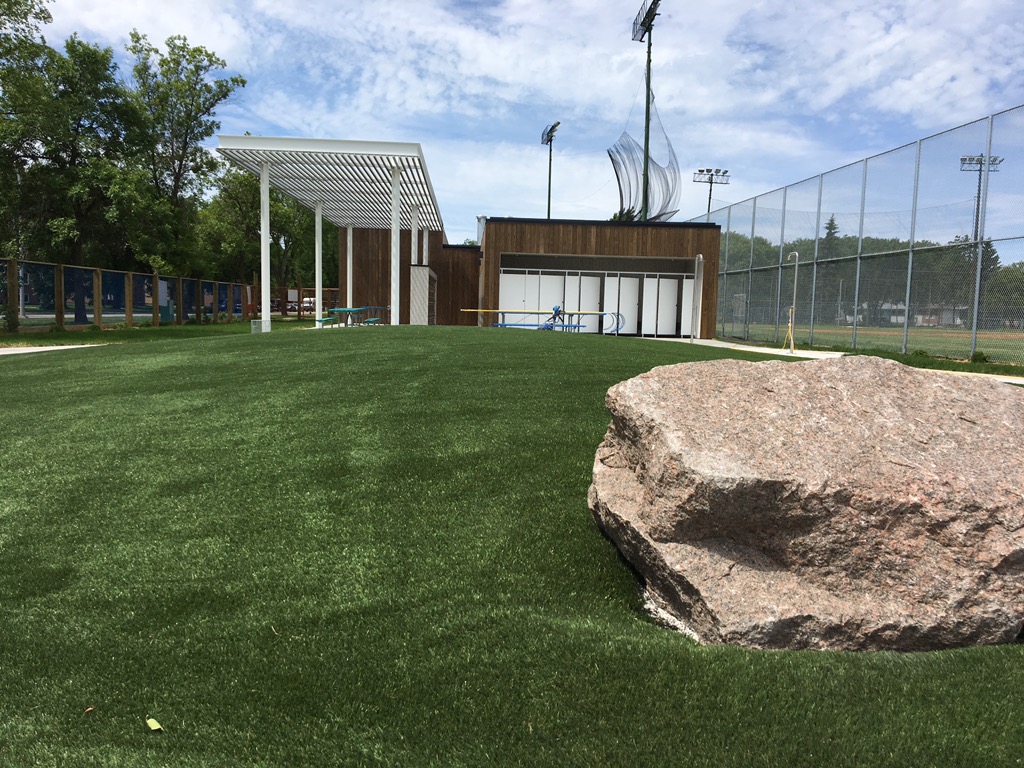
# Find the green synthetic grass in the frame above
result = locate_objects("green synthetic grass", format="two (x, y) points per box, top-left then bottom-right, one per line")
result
(0, 316), (314, 347)
(1, 326), (1022, 766)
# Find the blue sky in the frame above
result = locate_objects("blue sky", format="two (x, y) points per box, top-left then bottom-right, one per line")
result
(44, 0), (1024, 244)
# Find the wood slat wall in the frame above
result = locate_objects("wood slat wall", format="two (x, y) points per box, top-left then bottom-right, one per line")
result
(431, 245), (481, 326)
(480, 218), (721, 339)
(336, 229), (479, 325)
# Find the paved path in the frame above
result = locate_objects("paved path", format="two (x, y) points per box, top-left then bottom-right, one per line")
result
(0, 344), (103, 357)
(683, 337), (845, 360)
(680, 338), (1024, 386)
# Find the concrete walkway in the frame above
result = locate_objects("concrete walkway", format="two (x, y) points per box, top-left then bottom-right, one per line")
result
(0, 344), (103, 357)
(675, 337), (1024, 386)
(684, 337), (845, 360)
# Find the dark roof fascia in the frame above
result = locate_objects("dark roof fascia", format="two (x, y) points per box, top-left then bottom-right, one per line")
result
(483, 216), (719, 230)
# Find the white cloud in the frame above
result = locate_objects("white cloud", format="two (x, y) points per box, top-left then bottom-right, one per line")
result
(44, 0), (252, 66)
(43, 0), (1024, 232)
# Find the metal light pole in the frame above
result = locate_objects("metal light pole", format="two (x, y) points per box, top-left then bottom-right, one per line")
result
(632, 0), (661, 222)
(541, 121), (560, 219)
(692, 168), (731, 215)
(960, 153), (1002, 353)
(960, 154), (1002, 243)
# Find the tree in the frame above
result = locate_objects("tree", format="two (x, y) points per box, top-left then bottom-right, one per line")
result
(5, 36), (142, 320)
(982, 262), (1024, 329)
(0, 0), (51, 62)
(0, 0), (52, 272)
(127, 31), (245, 203)
(820, 214), (840, 261)
(199, 167), (340, 302)
(197, 166), (262, 282)
(611, 206), (638, 222)
(126, 31), (246, 273)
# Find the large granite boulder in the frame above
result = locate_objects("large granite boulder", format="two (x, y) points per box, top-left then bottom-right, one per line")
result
(588, 356), (1024, 651)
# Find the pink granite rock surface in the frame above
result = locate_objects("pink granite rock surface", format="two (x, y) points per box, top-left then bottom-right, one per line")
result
(588, 356), (1024, 651)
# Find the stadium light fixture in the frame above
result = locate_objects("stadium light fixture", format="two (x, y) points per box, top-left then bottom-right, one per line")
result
(541, 121), (561, 219)
(692, 168), (731, 215)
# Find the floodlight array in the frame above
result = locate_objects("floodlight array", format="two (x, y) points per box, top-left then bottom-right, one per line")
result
(632, 0), (661, 41)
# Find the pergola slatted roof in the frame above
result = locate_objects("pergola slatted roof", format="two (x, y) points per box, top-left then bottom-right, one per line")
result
(216, 135), (445, 232)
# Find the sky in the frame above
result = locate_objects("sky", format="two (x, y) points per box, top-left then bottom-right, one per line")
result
(41, 0), (1024, 244)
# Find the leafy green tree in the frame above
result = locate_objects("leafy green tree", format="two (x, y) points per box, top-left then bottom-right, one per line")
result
(0, 0), (50, 62)
(5, 36), (142, 320)
(0, 0), (51, 272)
(982, 262), (1024, 328)
(127, 31), (245, 203)
(199, 167), (339, 302)
(820, 214), (840, 261)
(610, 206), (638, 221)
(126, 31), (245, 275)
(197, 166), (262, 283)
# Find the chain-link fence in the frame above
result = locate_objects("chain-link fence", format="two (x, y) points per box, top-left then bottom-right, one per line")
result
(693, 105), (1024, 364)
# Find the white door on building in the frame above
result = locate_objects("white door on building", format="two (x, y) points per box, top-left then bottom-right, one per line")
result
(564, 274), (602, 332)
(641, 277), (679, 336)
(604, 276), (640, 335)
(679, 277), (696, 337)
(498, 272), (538, 327)
(537, 274), (564, 317)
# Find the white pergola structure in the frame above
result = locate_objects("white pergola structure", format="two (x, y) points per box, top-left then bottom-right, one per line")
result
(216, 135), (444, 331)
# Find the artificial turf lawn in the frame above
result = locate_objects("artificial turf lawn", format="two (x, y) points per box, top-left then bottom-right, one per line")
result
(0, 326), (1021, 766)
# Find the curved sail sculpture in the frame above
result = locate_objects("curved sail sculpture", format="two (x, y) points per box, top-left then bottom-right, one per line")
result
(607, 94), (680, 221)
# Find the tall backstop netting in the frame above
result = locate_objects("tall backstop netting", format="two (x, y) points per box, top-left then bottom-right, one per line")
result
(692, 106), (1024, 364)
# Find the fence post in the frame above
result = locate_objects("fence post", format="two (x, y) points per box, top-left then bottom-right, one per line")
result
(94, 268), (103, 326)
(176, 278), (184, 324)
(852, 159), (868, 350)
(125, 272), (133, 326)
(744, 198), (757, 339)
(970, 115), (996, 356)
(902, 140), (923, 355)
(152, 272), (160, 326)
(773, 187), (788, 344)
(4, 257), (17, 332)
(808, 174), (824, 345)
(54, 264), (65, 330)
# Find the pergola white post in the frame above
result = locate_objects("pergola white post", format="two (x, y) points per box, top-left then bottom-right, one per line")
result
(346, 225), (354, 308)
(260, 161), (271, 333)
(423, 226), (430, 266)
(314, 201), (323, 323)
(411, 205), (420, 266)
(390, 166), (402, 325)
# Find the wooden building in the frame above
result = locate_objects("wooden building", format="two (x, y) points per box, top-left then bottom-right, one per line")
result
(216, 135), (718, 337)
(332, 216), (719, 337)
(336, 229), (481, 326)
(479, 217), (719, 338)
